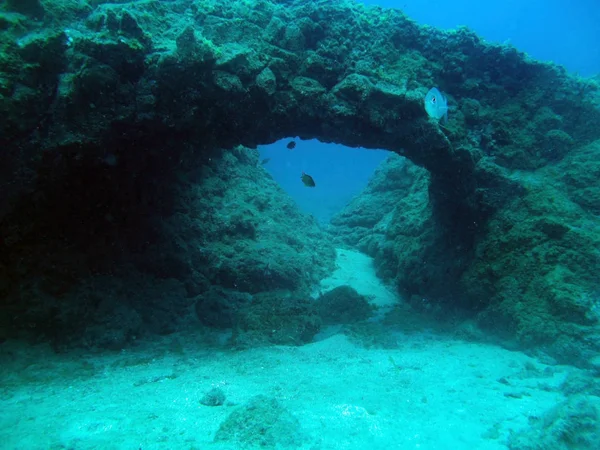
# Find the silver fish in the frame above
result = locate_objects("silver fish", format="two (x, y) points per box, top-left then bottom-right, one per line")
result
(424, 87), (448, 123)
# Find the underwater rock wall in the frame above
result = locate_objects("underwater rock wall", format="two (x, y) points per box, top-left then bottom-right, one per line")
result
(1, 0), (600, 361)
(331, 155), (468, 307)
(0, 142), (335, 349)
(333, 149), (600, 365)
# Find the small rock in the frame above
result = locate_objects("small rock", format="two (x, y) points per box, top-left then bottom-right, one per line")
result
(200, 387), (226, 406)
(256, 67), (276, 96)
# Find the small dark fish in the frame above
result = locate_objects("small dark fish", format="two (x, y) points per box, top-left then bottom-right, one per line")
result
(301, 172), (316, 187)
(260, 157), (271, 165)
(286, 140), (296, 150)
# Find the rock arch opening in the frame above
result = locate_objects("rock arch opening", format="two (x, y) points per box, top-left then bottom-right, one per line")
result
(258, 138), (391, 223)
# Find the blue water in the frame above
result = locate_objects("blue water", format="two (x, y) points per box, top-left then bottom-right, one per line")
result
(362, 0), (600, 77)
(261, 0), (600, 222)
(259, 139), (389, 223)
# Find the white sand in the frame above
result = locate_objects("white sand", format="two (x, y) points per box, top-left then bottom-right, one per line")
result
(313, 248), (398, 308)
(0, 250), (573, 449)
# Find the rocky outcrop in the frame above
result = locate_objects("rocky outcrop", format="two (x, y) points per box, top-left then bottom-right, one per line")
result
(332, 146), (600, 365)
(0, 145), (335, 349)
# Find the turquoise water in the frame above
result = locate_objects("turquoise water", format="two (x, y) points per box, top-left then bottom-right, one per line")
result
(0, 1), (599, 449)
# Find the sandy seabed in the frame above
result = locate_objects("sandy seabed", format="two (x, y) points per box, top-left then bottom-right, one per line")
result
(0, 250), (572, 449)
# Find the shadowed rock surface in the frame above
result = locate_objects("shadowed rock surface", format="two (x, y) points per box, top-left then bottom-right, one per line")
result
(332, 149), (600, 365)
(0, 143), (335, 349)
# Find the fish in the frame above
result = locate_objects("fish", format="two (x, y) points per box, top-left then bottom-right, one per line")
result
(300, 172), (316, 187)
(424, 87), (448, 123)
(260, 157), (271, 165)
(286, 140), (296, 150)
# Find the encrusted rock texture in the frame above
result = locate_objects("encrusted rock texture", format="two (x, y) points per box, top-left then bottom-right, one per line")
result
(1, 0), (600, 363)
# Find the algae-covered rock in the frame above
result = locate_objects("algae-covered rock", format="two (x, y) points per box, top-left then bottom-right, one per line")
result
(256, 66), (277, 95)
(195, 288), (253, 329)
(508, 395), (600, 450)
(200, 387), (226, 407)
(175, 26), (220, 63)
(0, 144), (334, 348)
(331, 154), (423, 253)
(231, 291), (321, 348)
(6, 0), (44, 18)
(560, 139), (600, 214)
(541, 129), (575, 162)
(463, 168), (600, 361)
(212, 70), (245, 93)
(214, 395), (305, 448)
(315, 285), (375, 325)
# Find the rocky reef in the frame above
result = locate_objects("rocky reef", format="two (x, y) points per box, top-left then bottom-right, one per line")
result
(333, 148), (600, 365)
(1, 0), (600, 363)
(0, 138), (336, 348)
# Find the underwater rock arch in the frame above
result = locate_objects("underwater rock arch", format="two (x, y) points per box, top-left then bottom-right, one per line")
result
(2, 0), (600, 362)
(4, 0), (598, 226)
